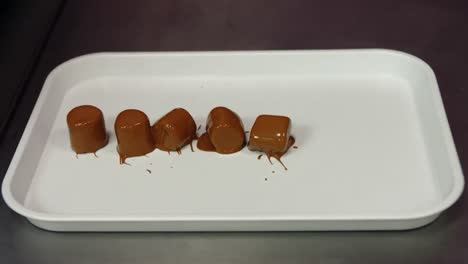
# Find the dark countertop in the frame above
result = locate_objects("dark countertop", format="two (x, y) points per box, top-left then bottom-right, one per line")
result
(0, 0), (63, 136)
(1, 0), (467, 263)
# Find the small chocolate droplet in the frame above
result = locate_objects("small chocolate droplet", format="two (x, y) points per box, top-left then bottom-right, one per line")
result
(265, 178), (268, 181)
(293, 146), (298, 149)
(146, 169), (152, 174)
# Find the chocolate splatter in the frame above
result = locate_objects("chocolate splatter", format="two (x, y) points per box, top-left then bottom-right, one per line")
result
(265, 136), (295, 171)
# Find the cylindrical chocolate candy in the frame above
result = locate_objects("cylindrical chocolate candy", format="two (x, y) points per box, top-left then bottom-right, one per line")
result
(66, 105), (108, 154)
(152, 108), (197, 152)
(201, 106), (245, 154)
(114, 109), (154, 164)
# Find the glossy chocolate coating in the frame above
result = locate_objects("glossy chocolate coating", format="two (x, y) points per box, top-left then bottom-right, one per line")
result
(196, 132), (215, 152)
(114, 109), (154, 163)
(248, 115), (291, 154)
(152, 108), (197, 152)
(198, 106), (245, 154)
(66, 105), (107, 154)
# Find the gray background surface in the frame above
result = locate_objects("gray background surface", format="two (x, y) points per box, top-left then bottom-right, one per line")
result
(1, 0), (467, 263)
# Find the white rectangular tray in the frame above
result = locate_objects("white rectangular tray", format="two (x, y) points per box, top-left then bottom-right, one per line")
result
(2, 50), (464, 231)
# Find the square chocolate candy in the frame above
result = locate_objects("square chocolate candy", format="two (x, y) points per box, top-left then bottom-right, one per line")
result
(248, 115), (291, 154)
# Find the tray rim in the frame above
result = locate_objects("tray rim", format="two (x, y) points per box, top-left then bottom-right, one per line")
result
(2, 49), (464, 226)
